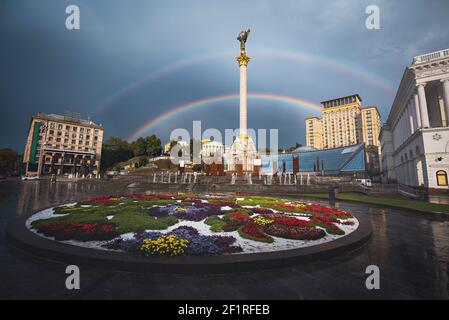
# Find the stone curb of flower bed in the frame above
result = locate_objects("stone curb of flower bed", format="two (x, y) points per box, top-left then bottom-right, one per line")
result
(6, 212), (372, 274)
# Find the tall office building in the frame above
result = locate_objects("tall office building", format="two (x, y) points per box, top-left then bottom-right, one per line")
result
(305, 117), (323, 149)
(23, 112), (104, 177)
(361, 106), (382, 147)
(305, 95), (381, 150)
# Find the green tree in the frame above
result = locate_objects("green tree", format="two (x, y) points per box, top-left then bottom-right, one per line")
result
(131, 137), (147, 156)
(145, 134), (162, 157)
(285, 143), (302, 153)
(100, 137), (133, 170)
(0, 148), (19, 175)
(366, 145), (379, 155)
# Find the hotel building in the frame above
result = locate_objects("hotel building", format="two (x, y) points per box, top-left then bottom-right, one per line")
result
(305, 117), (323, 150)
(23, 113), (104, 177)
(305, 95), (381, 150)
(380, 48), (449, 191)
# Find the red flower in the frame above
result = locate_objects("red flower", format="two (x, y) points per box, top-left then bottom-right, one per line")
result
(123, 194), (158, 200)
(87, 196), (116, 203)
(267, 202), (297, 211)
(80, 223), (97, 234)
(38, 220), (116, 240)
(304, 204), (352, 218)
(230, 212), (252, 222)
(240, 223), (267, 238)
(264, 224), (326, 240)
(157, 194), (176, 199)
(101, 224), (114, 233)
(311, 215), (337, 225)
(271, 216), (313, 228)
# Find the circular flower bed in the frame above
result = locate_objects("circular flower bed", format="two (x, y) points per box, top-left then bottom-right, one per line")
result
(26, 193), (358, 256)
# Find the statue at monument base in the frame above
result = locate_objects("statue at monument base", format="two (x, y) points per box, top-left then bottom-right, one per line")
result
(228, 134), (257, 174)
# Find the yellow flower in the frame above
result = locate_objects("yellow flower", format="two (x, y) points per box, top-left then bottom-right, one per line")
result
(253, 215), (274, 226)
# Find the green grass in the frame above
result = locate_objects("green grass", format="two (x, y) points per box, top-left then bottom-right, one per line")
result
(33, 200), (180, 234)
(297, 192), (449, 214)
(110, 213), (178, 233)
(204, 216), (226, 232)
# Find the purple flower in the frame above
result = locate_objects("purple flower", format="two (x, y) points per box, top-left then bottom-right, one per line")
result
(250, 207), (275, 215)
(148, 204), (222, 222)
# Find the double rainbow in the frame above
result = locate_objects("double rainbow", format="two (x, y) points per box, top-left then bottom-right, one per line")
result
(94, 49), (395, 116)
(127, 93), (321, 141)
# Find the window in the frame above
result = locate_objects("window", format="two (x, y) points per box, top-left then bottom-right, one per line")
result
(73, 127), (78, 132)
(58, 124), (63, 130)
(436, 170), (448, 186)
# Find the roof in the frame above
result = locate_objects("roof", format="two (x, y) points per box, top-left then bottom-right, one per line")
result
(321, 94), (362, 105)
(33, 113), (102, 129)
(292, 144), (365, 173)
(291, 145), (317, 153)
(260, 143), (366, 174)
(412, 48), (449, 65)
(305, 117), (321, 120)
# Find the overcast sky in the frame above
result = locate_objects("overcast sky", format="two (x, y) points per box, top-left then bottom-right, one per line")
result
(1, 0), (448, 151)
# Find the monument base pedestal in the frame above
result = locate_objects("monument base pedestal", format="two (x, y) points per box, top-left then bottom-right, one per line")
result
(228, 135), (258, 175)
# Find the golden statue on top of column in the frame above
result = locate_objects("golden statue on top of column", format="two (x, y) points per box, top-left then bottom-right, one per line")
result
(236, 29), (251, 66)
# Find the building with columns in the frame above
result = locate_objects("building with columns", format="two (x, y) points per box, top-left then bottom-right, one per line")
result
(380, 48), (449, 191)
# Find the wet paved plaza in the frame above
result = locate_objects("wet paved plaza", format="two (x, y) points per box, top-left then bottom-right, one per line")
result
(0, 179), (448, 299)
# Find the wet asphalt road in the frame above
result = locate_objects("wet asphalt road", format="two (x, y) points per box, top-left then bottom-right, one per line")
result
(0, 179), (448, 299)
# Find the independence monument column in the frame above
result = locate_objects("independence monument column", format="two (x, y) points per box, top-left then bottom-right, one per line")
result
(229, 29), (257, 174)
(237, 29), (251, 140)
